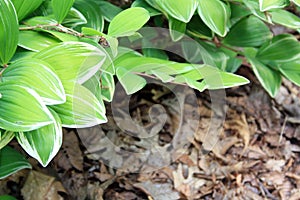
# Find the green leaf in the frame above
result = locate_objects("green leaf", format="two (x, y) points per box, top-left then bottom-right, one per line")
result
(18, 31), (60, 52)
(198, 0), (230, 37)
(0, 146), (31, 179)
(50, 82), (107, 128)
(52, 0), (74, 23)
(257, 34), (300, 63)
(230, 2), (252, 25)
(278, 60), (300, 86)
(0, 0), (19, 65)
(155, 0), (198, 23)
(116, 67), (147, 95)
(186, 15), (213, 39)
(248, 57), (281, 97)
(169, 17), (186, 41)
(2, 58), (66, 105)
(243, 0), (272, 23)
(34, 42), (106, 84)
(11, 0), (43, 21)
(24, 16), (57, 26)
(223, 16), (272, 47)
(100, 72), (115, 102)
(0, 131), (14, 150)
(0, 195), (17, 200)
(16, 108), (62, 167)
(73, 0), (104, 32)
(271, 9), (300, 29)
(196, 64), (249, 89)
(83, 73), (102, 99)
(97, 0), (123, 22)
(62, 7), (87, 28)
(132, 0), (161, 16)
(108, 7), (150, 37)
(149, 69), (174, 83)
(259, 0), (288, 11)
(0, 82), (53, 132)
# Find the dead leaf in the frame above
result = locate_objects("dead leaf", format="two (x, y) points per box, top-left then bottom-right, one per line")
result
(173, 163), (206, 199)
(63, 131), (83, 171)
(134, 181), (180, 200)
(265, 159), (285, 172)
(21, 171), (66, 200)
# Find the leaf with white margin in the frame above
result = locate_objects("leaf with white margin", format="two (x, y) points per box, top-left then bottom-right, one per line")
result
(0, 82), (53, 132)
(16, 108), (62, 167)
(50, 82), (107, 128)
(2, 58), (66, 105)
(34, 42), (106, 84)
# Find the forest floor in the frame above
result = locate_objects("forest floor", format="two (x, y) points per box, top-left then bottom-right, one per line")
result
(1, 66), (300, 200)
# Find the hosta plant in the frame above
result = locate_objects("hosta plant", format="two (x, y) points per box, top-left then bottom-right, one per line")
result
(1, 0), (298, 179)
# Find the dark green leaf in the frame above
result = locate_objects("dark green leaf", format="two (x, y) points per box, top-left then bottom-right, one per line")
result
(257, 34), (300, 63)
(186, 15), (213, 39)
(223, 16), (272, 47)
(97, 0), (122, 22)
(0, 0), (19, 64)
(0, 146), (31, 179)
(279, 60), (300, 86)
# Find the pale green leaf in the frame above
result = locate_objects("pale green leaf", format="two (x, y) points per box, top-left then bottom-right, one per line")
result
(100, 72), (115, 102)
(108, 7), (150, 37)
(116, 67), (147, 95)
(271, 9), (300, 29)
(248, 57), (281, 97)
(18, 31), (60, 52)
(243, 0), (273, 23)
(0, 131), (14, 150)
(259, 0), (288, 11)
(2, 58), (66, 105)
(0, 146), (31, 179)
(16, 108), (62, 167)
(223, 16), (272, 47)
(0, 82), (53, 132)
(50, 82), (107, 128)
(0, 0), (19, 64)
(52, 0), (74, 23)
(34, 42), (106, 84)
(291, 0), (300, 6)
(11, 0), (43, 21)
(198, 0), (230, 37)
(155, 0), (198, 23)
